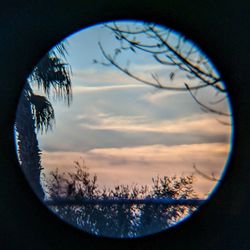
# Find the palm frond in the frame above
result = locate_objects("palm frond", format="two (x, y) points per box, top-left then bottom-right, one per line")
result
(29, 42), (72, 106)
(29, 93), (55, 134)
(53, 42), (68, 59)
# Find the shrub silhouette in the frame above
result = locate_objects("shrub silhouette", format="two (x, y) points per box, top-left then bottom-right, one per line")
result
(44, 160), (198, 238)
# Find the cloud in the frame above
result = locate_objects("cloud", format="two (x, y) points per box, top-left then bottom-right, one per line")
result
(131, 63), (168, 73)
(72, 84), (146, 93)
(38, 82), (231, 155)
(86, 143), (230, 168)
(72, 67), (141, 85)
(41, 142), (231, 198)
(79, 112), (231, 138)
(71, 64), (195, 90)
(140, 90), (180, 105)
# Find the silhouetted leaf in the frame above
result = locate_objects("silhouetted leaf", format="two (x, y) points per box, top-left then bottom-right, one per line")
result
(29, 93), (55, 133)
(169, 72), (175, 81)
(115, 35), (121, 40)
(130, 46), (136, 53)
(115, 48), (121, 55)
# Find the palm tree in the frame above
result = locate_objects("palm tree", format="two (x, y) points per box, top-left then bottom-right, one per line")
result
(15, 43), (72, 200)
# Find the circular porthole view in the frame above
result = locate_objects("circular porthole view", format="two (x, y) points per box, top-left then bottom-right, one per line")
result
(15, 20), (233, 238)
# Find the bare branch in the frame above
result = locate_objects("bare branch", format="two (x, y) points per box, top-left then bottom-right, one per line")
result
(98, 42), (221, 92)
(185, 84), (230, 116)
(193, 164), (220, 182)
(149, 27), (225, 92)
(96, 22), (231, 118)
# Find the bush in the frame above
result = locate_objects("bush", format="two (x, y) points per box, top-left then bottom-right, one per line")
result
(44, 160), (198, 238)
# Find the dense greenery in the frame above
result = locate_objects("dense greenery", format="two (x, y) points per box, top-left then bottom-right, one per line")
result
(44, 160), (198, 238)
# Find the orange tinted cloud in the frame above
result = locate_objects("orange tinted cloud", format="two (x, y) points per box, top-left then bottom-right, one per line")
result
(41, 142), (231, 198)
(80, 112), (231, 137)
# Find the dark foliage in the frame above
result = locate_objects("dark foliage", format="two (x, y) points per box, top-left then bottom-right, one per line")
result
(16, 42), (72, 199)
(44, 160), (198, 238)
(29, 93), (55, 133)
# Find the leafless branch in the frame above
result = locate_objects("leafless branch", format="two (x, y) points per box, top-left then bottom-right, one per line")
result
(97, 22), (231, 118)
(185, 84), (230, 116)
(193, 164), (220, 182)
(98, 42), (221, 92)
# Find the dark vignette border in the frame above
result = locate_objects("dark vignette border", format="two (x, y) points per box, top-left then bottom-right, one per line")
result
(0, 0), (249, 249)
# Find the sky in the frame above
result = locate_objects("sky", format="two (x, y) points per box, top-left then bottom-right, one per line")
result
(33, 21), (232, 198)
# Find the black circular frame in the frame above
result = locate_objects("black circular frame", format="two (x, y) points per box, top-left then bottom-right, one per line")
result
(0, 1), (249, 249)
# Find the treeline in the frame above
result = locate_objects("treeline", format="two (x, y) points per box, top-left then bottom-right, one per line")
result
(43, 160), (198, 238)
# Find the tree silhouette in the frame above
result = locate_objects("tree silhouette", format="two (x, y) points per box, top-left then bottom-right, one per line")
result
(16, 43), (72, 199)
(96, 22), (231, 120)
(44, 160), (199, 238)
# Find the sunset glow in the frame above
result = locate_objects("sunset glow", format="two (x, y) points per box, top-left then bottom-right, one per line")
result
(17, 21), (233, 237)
